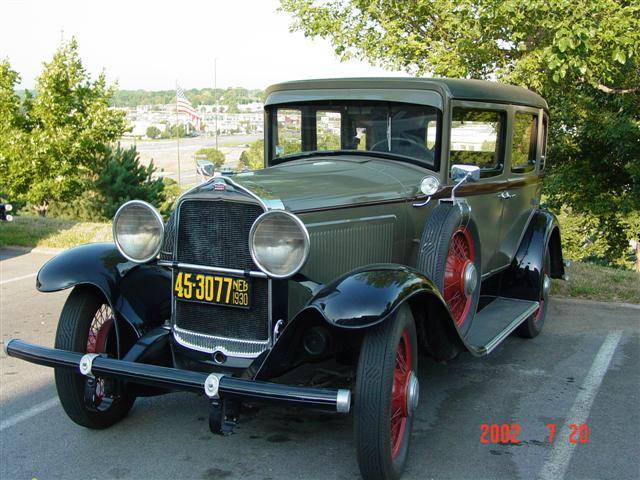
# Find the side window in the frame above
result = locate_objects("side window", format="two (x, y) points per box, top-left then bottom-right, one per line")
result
(450, 108), (505, 177)
(316, 111), (341, 150)
(511, 112), (538, 174)
(275, 109), (302, 157)
(540, 114), (548, 170)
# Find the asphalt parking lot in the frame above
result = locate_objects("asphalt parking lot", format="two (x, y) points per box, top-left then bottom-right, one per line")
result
(1, 248), (639, 480)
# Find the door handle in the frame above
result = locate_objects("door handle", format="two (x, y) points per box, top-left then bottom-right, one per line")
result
(499, 191), (517, 199)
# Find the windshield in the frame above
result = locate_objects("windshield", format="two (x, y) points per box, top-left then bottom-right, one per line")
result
(268, 100), (441, 169)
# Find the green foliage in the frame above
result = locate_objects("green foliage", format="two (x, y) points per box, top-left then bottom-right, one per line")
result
(113, 87), (264, 111)
(160, 123), (190, 138)
(195, 147), (225, 169)
(146, 125), (161, 139)
(239, 140), (265, 170)
(93, 144), (164, 219)
(280, 0), (640, 267)
(158, 177), (181, 217)
(0, 40), (126, 215)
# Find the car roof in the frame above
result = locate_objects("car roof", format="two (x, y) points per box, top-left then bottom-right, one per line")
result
(265, 77), (547, 110)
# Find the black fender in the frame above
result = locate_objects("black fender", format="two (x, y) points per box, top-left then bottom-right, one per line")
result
(37, 243), (172, 356)
(255, 264), (465, 379)
(500, 209), (565, 301)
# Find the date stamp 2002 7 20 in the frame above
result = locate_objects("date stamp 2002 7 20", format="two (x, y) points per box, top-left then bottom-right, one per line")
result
(480, 423), (589, 445)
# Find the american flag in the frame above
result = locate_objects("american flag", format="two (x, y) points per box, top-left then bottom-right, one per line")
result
(176, 86), (202, 130)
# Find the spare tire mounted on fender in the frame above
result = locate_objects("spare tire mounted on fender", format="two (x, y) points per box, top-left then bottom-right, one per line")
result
(416, 203), (481, 335)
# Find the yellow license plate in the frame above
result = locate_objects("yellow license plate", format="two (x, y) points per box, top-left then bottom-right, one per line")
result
(174, 271), (250, 309)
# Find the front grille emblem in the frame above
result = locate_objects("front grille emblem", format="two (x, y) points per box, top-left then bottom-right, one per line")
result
(213, 182), (226, 191)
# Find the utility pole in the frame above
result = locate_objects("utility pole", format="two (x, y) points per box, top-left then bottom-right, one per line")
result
(175, 80), (181, 187)
(214, 58), (219, 151)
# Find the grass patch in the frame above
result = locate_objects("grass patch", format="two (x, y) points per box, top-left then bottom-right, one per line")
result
(0, 215), (111, 249)
(552, 261), (640, 304)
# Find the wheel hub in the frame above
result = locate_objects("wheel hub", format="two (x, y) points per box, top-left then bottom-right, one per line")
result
(406, 371), (419, 413)
(462, 261), (477, 297)
(543, 274), (551, 300)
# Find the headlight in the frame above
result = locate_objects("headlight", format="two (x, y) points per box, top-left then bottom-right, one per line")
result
(113, 200), (164, 263)
(249, 210), (310, 278)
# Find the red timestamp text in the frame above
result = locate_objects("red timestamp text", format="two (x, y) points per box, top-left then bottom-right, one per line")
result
(480, 423), (590, 444)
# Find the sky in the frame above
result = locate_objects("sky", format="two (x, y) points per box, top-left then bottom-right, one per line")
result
(1, 0), (409, 91)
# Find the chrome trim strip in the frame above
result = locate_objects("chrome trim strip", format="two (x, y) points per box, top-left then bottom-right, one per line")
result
(157, 260), (268, 278)
(173, 326), (270, 358)
(483, 301), (539, 354)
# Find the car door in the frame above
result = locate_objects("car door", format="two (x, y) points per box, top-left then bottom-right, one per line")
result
(447, 101), (509, 276)
(497, 107), (544, 264)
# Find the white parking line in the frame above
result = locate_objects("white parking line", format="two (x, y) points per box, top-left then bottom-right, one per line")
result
(539, 330), (623, 480)
(0, 397), (59, 432)
(0, 272), (37, 286)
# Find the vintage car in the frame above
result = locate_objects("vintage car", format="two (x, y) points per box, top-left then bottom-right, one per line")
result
(6, 78), (565, 480)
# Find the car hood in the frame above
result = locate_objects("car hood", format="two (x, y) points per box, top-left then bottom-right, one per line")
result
(232, 156), (425, 212)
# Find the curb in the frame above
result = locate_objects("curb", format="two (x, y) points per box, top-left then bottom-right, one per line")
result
(1, 245), (65, 255)
(554, 296), (640, 311)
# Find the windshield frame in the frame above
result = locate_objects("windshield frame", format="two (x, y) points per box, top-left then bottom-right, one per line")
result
(265, 101), (442, 172)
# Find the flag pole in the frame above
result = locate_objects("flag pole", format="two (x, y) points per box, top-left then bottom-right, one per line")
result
(175, 80), (181, 187)
(214, 58), (218, 151)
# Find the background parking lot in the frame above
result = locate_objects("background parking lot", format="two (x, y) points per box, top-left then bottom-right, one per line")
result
(1, 249), (639, 480)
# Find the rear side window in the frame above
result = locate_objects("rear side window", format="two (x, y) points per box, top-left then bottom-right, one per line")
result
(511, 112), (538, 174)
(450, 108), (505, 177)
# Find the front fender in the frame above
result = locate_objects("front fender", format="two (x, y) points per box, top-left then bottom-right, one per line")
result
(255, 264), (462, 379)
(305, 264), (447, 329)
(37, 243), (171, 338)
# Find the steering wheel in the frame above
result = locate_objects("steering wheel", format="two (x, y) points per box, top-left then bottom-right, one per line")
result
(370, 136), (433, 161)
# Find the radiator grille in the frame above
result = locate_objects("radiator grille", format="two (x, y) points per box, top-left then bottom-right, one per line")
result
(176, 199), (263, 270)
(172, 198), (269, 355)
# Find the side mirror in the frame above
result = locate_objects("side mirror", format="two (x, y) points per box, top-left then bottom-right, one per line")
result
(451, 164), (480, 182)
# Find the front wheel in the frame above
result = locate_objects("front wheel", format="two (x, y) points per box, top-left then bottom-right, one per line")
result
(355, 305), (419, 480)
(54, 286), (135, 429)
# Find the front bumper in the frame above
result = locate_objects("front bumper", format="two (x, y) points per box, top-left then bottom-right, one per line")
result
(5, 339), (351, 413)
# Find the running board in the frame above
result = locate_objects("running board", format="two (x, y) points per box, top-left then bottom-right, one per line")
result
(466, 297), (539, 355)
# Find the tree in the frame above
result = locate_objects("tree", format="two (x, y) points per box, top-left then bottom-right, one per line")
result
(239, 140), (265, 170)
(146, 125), (161, 139)
(280, 0), (640, 268)
(92, 144), (165, 219)
(195, 147), (226, 169)
(0, 39), (126, 215)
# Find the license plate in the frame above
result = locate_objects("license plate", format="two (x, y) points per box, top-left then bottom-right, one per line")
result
(174, 271), (251, 309)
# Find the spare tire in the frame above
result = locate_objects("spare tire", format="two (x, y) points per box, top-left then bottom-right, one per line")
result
(416, 203), (481, 335)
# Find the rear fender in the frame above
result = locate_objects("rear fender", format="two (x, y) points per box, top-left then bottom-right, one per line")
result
(500, 209), (565, 301)
(255, 264), (465, 379)
(37, 243), (172, 356)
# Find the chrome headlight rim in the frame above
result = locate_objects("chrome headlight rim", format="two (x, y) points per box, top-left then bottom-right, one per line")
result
(112, 200), (165, 264)
(249, 210), (310, 279)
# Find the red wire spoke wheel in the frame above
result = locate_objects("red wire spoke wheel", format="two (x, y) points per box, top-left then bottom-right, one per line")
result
(517, 244), (551, 338)
(54, 287), (134, 429)
(355, 305), (418, 480)
(443, 227), (475, 328)
(417, 204), (481, 336)
(390, 330), (412, 458)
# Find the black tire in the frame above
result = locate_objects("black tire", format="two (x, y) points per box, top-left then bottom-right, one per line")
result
(54, 286), (135, 429)
(516, 245), (551, 339)
(416, 203), (481, 335)
(355, 305), (418, 480)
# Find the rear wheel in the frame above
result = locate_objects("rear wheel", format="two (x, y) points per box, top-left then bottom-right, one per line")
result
(516, 245), (551, 339)
(355, 305), (419, 480)
(54, 287), (135, 429)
